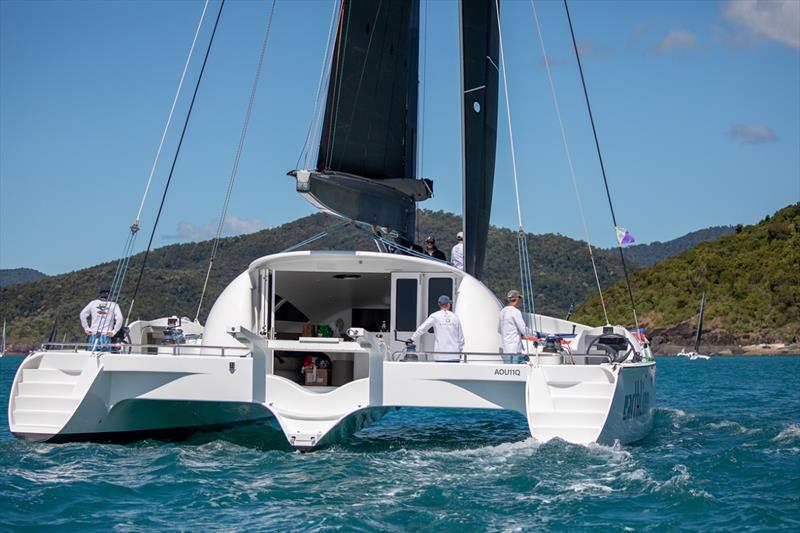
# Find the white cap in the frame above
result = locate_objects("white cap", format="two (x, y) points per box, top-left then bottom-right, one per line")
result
(456, 231), (463, 240)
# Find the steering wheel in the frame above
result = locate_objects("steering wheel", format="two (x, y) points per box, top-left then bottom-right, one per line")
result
(586, 333), (634, 363)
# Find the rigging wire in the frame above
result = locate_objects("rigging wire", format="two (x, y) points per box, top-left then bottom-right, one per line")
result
(323, 2), (348, 170)
(563, 0), (639, 330)
(280, 219), (352, 253)
(529, 0), (609, 325)
(494, 0), (540, 333)
(298, 0), (340, 170)
(93, 0), (210, 339)
(194, 0), (277, 322)
(126, 0), (227, 324)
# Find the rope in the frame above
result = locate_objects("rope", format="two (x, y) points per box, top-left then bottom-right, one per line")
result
(298, 0), (339, 170)
(563, 0), (639, 330)
(494, 0), (523, 230)
(134, 0), (210, 227)
(280, 220), (352, 253)
(323, 1), (348, 170)
(494, 0), (538, 333)
(126, 0), (226, 324)
(194, 0), (277, 322)
(92, 1), (210, 337)
(529, 0), (608, 325)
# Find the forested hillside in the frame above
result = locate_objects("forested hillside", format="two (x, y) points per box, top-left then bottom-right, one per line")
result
(573, 204), (800, 350)
(617, 226), (734, 267)
(0, 268), (47, 287)
(0, 210), (623, 350)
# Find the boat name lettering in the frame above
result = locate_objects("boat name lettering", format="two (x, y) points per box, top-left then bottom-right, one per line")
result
(623, 377), (651, 420)
(494, 368), (521, 376)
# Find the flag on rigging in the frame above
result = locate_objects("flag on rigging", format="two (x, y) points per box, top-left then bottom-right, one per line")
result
(615, 226), (635, 246)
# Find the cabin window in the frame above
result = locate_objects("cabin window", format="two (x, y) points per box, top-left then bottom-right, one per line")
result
(394, 278), (418, 331)
(427, 277), (454, 315)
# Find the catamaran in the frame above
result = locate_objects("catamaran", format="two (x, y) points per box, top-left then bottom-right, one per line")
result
(677, 292), (710, 360)
(7, 0), (655, 449)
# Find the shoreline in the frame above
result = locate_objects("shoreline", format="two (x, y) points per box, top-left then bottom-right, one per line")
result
(653, 342), (800, 356)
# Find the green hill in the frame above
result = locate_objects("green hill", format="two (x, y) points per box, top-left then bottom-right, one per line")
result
(573, 204), (800, 351)
(0, 210), (624, 351)
(615, 226), (735, 267)
(0, 268), (47, 287)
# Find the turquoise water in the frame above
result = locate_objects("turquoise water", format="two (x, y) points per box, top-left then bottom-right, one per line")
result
(1, 356), (798, 531)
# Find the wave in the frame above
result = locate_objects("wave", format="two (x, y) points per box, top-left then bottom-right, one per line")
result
(772, 423), (800, 443)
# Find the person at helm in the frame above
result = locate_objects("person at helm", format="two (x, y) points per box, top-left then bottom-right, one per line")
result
(498, 289), (531, 364)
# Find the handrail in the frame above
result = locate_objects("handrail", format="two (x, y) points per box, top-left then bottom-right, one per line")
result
(390, 350), (508, 362)
(40, 342), (250, 357)
(390, 350), (614, 364)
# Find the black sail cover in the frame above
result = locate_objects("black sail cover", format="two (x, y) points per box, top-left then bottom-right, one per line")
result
(297, 0), (426, 241)
(460, 0), (499, 279)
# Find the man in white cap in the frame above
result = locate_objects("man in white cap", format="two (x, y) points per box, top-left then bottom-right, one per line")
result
(410, 295), (464, 362)
(498, 289), (530, 363)
(451, 231), (464, 270)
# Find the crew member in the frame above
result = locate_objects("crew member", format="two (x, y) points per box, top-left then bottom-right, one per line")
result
(498, 289), (530, 363)
(451, 231), (464, 270)
(80, 288), (123, 346)
(410, 295), (464, 362)
(423, 236), (447, 261)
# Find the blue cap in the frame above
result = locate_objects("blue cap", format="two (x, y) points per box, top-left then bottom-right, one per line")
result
(437, 295), (451, 306)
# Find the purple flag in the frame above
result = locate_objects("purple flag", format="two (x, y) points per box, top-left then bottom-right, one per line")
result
(615, 226), (635, 246)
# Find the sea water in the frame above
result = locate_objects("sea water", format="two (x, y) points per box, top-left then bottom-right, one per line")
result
(1, 356), (798, 531)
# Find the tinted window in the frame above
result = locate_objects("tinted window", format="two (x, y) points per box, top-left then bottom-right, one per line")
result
(395, 278), (418, 331)
(427, 277), (454, 316)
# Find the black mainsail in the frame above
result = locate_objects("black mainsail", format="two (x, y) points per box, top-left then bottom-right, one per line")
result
(292, 0), (499, 267)
(293, 0), (428, 242)
(694, 292), (706, 353)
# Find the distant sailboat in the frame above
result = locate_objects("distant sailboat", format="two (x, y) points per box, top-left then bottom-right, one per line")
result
(678, 293), (710, 360)
(1, 319), (6, 357)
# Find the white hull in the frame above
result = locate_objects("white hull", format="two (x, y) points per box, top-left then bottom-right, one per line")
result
(9, 350), (654, 448)
(677, 350), (711, 360)
(8, 251), (656, 449)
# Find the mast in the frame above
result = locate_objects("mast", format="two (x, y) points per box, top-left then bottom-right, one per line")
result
(459, 0), (499, 279)
(694, 292), (705, 353)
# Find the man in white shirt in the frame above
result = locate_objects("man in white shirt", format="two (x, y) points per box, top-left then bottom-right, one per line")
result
(498, 289), (530, 363)
(80, 289), (123, 345)
(451, 231), (464, 270)
(411, 295), (464, 362)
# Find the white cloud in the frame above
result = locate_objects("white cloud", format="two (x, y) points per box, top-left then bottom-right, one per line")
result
(656, 29), (700, 53)
(729, 123), (779, 144)
(224, 216), (268, 235)
(164, 216), (268, 241)
(722, 0), (800, 48)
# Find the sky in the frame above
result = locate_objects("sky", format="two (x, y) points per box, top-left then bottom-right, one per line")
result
(1, 0), (798, 275)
